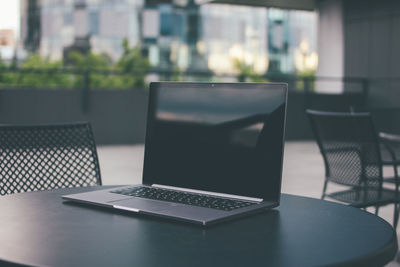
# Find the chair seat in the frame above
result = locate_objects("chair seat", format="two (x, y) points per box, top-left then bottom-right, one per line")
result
(327, 188), (400, 208)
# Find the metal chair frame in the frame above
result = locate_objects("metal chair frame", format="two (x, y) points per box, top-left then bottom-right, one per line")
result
(0, 122), (102, 195)
(307, 109), (400, 227)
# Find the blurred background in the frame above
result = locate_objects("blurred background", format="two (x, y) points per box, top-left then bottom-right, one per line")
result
(1, 0), (398, 145)
(1, 0), (400, 235)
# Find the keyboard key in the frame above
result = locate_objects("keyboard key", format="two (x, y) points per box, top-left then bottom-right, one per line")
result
(111, 186), (257, 211)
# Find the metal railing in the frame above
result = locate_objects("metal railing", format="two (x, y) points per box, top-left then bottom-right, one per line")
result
(0, 66), (370, 92)
(1, 66), (399, 113)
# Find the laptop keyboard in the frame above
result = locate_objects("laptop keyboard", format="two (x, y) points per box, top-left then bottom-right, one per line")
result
(110, 186), (257, 211)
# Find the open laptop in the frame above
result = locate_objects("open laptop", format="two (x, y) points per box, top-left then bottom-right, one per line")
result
(63, 82), (288, 225)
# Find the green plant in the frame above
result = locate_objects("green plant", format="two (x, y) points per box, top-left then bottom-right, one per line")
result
(0, 56), (5, 68)
(115, 38), (150, 88)
(0, 38), (151, 90)
(170, 67), (183, 81)
(233, 59), (268, 83)
(0, 57), (5, 85)
(66, 51), (113, 89)
(296, 70), (315, 92)
(1, 54), (73, 88)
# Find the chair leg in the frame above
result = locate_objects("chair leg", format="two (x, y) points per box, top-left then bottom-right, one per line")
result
(393, 204), (399, 229)
(321, 180), (328, 200)
(375, 206), (379, 215)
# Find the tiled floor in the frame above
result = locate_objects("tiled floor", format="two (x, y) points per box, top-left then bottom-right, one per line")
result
(97, 141), (400, 266)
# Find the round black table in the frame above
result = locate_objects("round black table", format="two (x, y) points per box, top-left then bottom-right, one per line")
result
(0, 186), (397, 267)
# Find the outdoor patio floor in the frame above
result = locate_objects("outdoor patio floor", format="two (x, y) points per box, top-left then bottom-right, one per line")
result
(97, 141), (400, 266)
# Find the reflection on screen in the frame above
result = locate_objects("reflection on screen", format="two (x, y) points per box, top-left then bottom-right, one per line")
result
(143, 83), (286, 200)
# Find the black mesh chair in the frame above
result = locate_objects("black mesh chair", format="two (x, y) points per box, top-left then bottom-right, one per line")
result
(379, 132), (400, 188)
(0, 122), (102, 195)
(306, 110), (400, 227)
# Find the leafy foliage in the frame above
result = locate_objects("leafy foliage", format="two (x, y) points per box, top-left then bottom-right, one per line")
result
(233, 59), (268, 83)
(0, 55), (73, 88)
(66, 51), (114, 89)
(0, 56), (5, 68)
(0, 38), (150, 90)
(296, 69), (315, 91)
(115, 38), (150, 88)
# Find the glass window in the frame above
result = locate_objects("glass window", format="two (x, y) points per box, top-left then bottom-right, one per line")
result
(63, 10), (73, 26)
(88, 11), (99, 35)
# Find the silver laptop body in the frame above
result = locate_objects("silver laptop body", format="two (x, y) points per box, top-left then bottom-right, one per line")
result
(63, 82), (288, 226)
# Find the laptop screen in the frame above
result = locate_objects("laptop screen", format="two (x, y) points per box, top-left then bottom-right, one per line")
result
(143, 82), (287, 201)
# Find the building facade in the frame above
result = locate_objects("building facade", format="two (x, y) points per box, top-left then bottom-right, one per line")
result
(20, 0), (317, 75)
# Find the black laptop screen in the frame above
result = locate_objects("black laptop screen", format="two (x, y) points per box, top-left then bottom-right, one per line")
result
(143, 82), (287, 201)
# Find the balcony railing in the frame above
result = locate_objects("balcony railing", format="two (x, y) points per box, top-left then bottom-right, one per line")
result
(1, 66), (399, 114)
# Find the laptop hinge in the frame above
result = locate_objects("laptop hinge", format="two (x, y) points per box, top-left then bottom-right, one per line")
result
(152, 184), (263, 202)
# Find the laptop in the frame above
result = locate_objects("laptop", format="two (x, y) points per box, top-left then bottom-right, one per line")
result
(63, 82), (288, 226)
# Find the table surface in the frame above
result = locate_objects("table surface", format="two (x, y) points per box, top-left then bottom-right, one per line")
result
(0, 186), (397, 267)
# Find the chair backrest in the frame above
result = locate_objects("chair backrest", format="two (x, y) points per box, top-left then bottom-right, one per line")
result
(0, 122), (102, 195)
(306, 110), (382, 188)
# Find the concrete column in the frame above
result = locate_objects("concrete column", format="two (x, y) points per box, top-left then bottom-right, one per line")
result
(74, 1), (88, 38)
(315, 0), (344, 93)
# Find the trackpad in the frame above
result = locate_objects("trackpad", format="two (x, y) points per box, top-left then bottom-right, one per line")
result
(110, 197), (181, 212)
